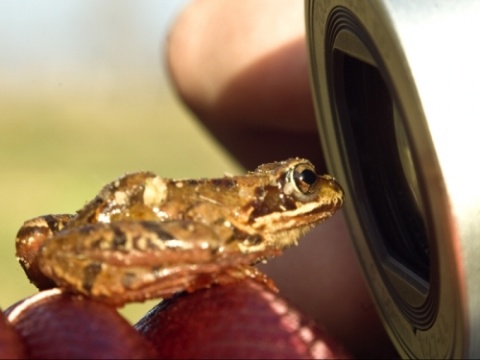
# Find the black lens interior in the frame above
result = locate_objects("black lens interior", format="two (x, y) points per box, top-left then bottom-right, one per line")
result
(333, 52), (430, 282)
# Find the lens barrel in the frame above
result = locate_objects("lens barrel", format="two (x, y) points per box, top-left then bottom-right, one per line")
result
(306, 1), (480, 357)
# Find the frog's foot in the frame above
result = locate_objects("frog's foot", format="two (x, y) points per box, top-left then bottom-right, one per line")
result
(211, 265), (279, 293)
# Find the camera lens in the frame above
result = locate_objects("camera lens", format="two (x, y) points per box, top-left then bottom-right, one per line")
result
(307, 2), (477, 356)
(333, 53), (431, 284)
(316, 7), (439, 329)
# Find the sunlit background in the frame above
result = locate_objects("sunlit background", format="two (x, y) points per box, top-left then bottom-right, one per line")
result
(0, 1), (240, 322)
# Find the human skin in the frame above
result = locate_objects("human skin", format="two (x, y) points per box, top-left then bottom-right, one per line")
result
(166, 0), (397, 357)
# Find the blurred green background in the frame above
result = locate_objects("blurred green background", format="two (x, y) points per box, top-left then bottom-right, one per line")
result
(0, 1), (240, 322)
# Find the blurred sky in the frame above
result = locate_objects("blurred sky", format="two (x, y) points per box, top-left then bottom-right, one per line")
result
(0, 0), (189, 92)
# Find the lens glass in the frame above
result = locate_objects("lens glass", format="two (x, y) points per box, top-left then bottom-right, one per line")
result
(333, 52), (430, 283)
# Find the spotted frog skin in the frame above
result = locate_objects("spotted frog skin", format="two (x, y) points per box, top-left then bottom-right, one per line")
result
(16, 158), (344, 306)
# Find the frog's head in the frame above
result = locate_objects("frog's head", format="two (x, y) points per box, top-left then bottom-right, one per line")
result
(243, 158), (344, 250)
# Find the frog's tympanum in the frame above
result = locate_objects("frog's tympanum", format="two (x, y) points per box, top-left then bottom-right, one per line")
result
(16, 158), (344, 306)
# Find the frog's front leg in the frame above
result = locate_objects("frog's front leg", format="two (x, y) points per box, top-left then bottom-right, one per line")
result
(16, 214), (74, 290)
(35, 220), (274, 306)
(211, 265), (279, 294)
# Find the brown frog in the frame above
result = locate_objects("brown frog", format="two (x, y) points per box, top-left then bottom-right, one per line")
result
(16, 158), (344, 306)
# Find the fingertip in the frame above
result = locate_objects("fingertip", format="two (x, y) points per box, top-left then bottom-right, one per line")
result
(6, 290), (157, 359)
(135, 279), (352, 359)
(0, 310), (26, 359)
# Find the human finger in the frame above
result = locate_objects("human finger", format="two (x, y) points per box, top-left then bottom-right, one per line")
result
(166, 0), (321, 169)
(4, 289), (157, 359)
(136, 278), (352, 358)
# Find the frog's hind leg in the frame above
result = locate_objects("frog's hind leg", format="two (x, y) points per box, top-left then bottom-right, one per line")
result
(15, 214), (74, 290)
(35, 220), (229, 306)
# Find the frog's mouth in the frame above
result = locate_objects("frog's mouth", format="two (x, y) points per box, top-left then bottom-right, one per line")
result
(252, 196), (344, 233)
(242, 200), (344, 251)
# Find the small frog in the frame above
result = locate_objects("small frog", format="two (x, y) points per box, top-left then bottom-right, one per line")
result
(16, 158), (344, 306)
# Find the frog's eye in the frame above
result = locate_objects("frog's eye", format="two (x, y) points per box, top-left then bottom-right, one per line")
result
(292, 164), (319, 194)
